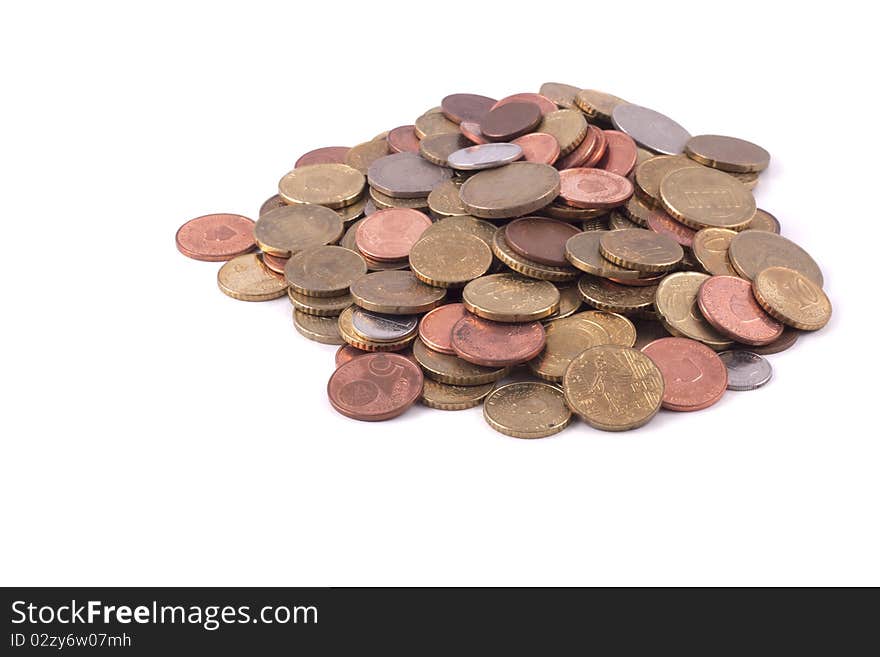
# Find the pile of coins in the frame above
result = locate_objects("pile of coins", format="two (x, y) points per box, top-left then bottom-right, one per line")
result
(176, 83), (832, 437)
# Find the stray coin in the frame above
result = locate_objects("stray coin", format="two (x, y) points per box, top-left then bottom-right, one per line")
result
(504, 216), (581, 267)
(176, 213), (256, 262)
(350, 270), (446, 314)
(412, 337), (510, 385)
(697, 275), (783, 345)
(447, 142), (523, 171)
(327, 352), (424, 421)
(217, 253), (287, 301)
(539, 82), (581, 109)
(419, 132), (472, 167)
(611, 103), (691, 155)
(409, 232), (493, 288)
(294, 309), (344, 344)
(565, 232), (642, 279)
(421, 379), (495, 410)
(654, 271), (733, 349)
(387, 125), (420, 154)
(537, 109), (588, 156)
(295, 146), (350, 168)
(279, 163), (365, 209)
(660, 166), (756, 230)
(355, 208), (432, 261)
(596, 130), (638, 177)
(576, 274), (657, 313)
(463, 273), (560, 322)
(284, 245), (367, 297)
(367, 152), (453, 199)
(418, 303), (469, 354)
(480, 102), (542, 141)
(451, 314), (546, 367)
(728, 231), (823, 285)
(288, 287), (353, 316)
(512, 132), (560, 165)
(692, 227), (739, 276)
(460, 162), (560, 219)
(345, 138), (390, 175)
(254, 204), (344, 257)
(599, 228), (683, 273)
(719, 351), (772, 391)
(559, 168), (633, 209)
(685, 134), (770, 173)
(483, 382), (572, 439)
(641, 337), (727, 411)
(441, 93), (497, 124)
(752, 266), (832, 331)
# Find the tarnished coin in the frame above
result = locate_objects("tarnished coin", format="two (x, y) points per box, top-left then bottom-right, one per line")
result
(559, 168), (633, 209)
(641, 337), (727, 411)
(576, 274), (657, 313)
(412, 337), (510, 385)
(460, 162), (560, 219)
(596, 130), (638, 177)
(350, 270), (446, 314)
(451, 314), (546, 367)
(279, 163), (365, 209)
(259, 194), (286, 217)
(660, 167), (756, 231)
(421, 214), (497, 249)
(512, 132), (560, 165)
(728, 231), (823, 285)
(611, 104), (691, 155)
(574, 88), (626, 122)
(565, 232), (642, 279)
(492, 93), (557, 115)
(176, 213), (255, 262)
(504, 216), (581, 267)
(537, 109), (588, 156)
(634, 154), (700, 207)
(351, 307), (418, 342)
(294, 309), (344, 345)
(345, 138), (390, 175)
(409, 232), (493, 288)
(254, 204), (343, 257)
(748, 208), (781, 234)
(288, 287), (353, 316)
(752, 266), (831, 331)
(418, 303), (469, 354)
(645, 207), (696, 248)
(563, 345), (664, 431)
(427, 179), (468, 217)
(355, 208), (432, 261)
(459, 121), (488, 145)
(539, 82), (581, 109)
(337, 306), (415, 352)
(483, 382), (571, 439)
(697, 275), (783, 346)
(217, 253), (287, 301)
(447, 143), (524, 170)
(654, 272), (733, 349)
(261, 252), (288, 274)
(414, 109), (460, 139)
(463, 273), (560, 322)
(685, 134), (770, 173)
(369, 187), (429, 211)
(492, 230), (579, 283)
(719, 351), (772, 391)
(480, 102), (542, 141)
(295, 146), (350, 168)
(555, 124), (601, 170)
(692, 228), (739, 276)
(530, 311), (636, 382)
(327, 352), (423, 421)
(284, 245), (367, 297)
(419, 132), (471, 167)
(421, 379), (495, 411)
(599, 228), (683, 273)
(441, 93), (497, 124)
(386, 125), (420, 154)
(367, 152), (453, 199)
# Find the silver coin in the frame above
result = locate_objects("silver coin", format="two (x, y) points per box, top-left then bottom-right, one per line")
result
(446, 143), (524, 171)
(351, 307), (419, 342)
(719, 351), (773, 391)
(367, 152), (453, 199)
(611, 104), (691, 155)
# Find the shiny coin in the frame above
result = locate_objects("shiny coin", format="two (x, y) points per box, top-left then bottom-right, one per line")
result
(427, 179), (468, 217)
(176, 213), (256, 262)
(337, 306), (415, 352)
(350, 270), (446, 314)
(697, 275), (783, 346)
(369, 187), (429, 211)
(261, 252), (288, 274)
(748, 208), (780, 233)
(752, 266), (832, 331)
(504, 216), (581, 267)
(451, 314), (546, 367)
(641, 337), (727, 411)
(418, 303), (469, 354)
(483, 382), (571, 439)
(537, 109), (588, 156)
(367, 152), (453, 199)
(386, 125), (420, 154)
(460, 162), (560, 219)
(480, 102), (542, 141)
(294, 146), (350, 168)
(254, 204), (344, 257)
(512, 132), (560, 165)
(685, 134), (770, 173)
(596, 130), (638, 177)
(414, 109), (460, 139)
(345, 138), (390, 175)
(645, 208), (696, 248)
(409, 232), (493, 288)
(463, 273), (560, 322)
(660, 167), (756, 231)
(288, 287), (353, 316)
(599, 228), (683, 273)
(492, 230), (579, 282)
(284, 245), (367, 297)
(728, 231), (823, 285)
(577, 274), (657, 313)
(634, 154), (700, 207)
(278, 163), (365, 209)
(492, 92), (557, 115)
(555, 124), (602, 170)
(441, 93), (496, 124)
(419, 132), (471, 167)
(217, 253), (287, 301)
(412, 337), (509, 385)
(611, 103), (691, 155)
(327, 352), (424, 421)
(259, 194), (286, 217)
(574, 88), (626, 122)
(559, 168), (633, 209)
(421, 214), (497, 249)
(539, 82), (581, 109)
(565, 232), (642, 279)
(446, 142), (523, 170)
(421, 379), (495, 410)
(692, 228), (739, 276)
(351, 307), (419, 342)
(719, 350), (772, 391)
(294, 309), (344, 345)
(355, 208), (432, 261)
(654, 271), (733, 349)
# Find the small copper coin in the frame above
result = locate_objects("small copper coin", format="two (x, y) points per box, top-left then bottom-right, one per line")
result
(327, 352), (424, 421)
(537, 109), (588, 156)
(685, 134), (770, 173)
(736, 326), (799, 355)
(261, 252), (288, 274)
(418, 303), (469, 354)
(254, 204), (344, 257)
(581, 127), (608, 168)
(596, 130), (638, 177)
(367, 152), (453, 199)
(492, 93), (557, 115)
(335, 344), (368, 367)
(504, 216), (581, 267)
(350, 270), (446, 314)
(176, 213), (256, 262)
(697, 275), (783, 346)
(480, 102), (543, 141)
(451, 314), (546, 367)
(460, 162), (560, 219)
(441, 93), (497, 124)
(419, 132), (471, 167)
(446, 143), (523, 171)
(599, 228), (683, 273)
(641, 337), (727, 411)
(355, 208), (432, 261)
(387, 125), (421, 154)
(539, 82), (581, 109)
(645, 208), (697, 248)
(559, 168), (634, 209)
(284, 245), (367, 297)
(459, 121), (488, 145)
(555, 124), (601, 170)
(294, 146), (350, 168)
(512, 132), (560, 165)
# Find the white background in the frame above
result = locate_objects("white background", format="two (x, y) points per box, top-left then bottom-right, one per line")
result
(1, 1), (877, 586)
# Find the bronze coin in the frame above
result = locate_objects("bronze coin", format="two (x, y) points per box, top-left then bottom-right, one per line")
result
(176, 213), (256, 262)
(480, 102), (543, 141)
(574, 89), (626, 122)
(734, 326), (799, 355)
(412, 337), (510, 386)
(577, 273), (658, 313)
(350, 270), (447, 314)
(752, 266), (832, 332)
(261, 252), (288, 274)
(288, 287), (353, 316)
(697, 275), (783, 346)
(327, 352), (424, 421)
(335, 344), (369, 367)
(554, 124), (600, 170)
(451, 314), (546, 367)
(441, 93), (497, 124)
(345, 138), (390, 175)
(367, 152), (453, 199)
(369, 187), (429, 211)
(418, 303), (469, 354)
(259, 194), (286, 217)
(692, 227), (739, 276)
(492, 92), (557, 115)
(217, 253), (288, 302)
(581, 127), (608, 168)
(512, 132), (560, 165)
(504, 216), (581, 267)
(645, 208), (697, 248)
(421, 215), (497, 250)
(294, 146), (350, 168)
(559, 168), (634, 209)
(596, 130), (638, 177)
(387, 125), (420, 154)
(641, 337), (727, 411)
(355, 208), (432, 261)
(634, 154), (700, 208)
(459, 121), (488, 145)
(599, 228), (684, 273)
(278, 163), (365, 209)
(419, 132), (471, 167)
(685, 134), (770, 173)
(460, 162), (560, 219)
(253, 204), (343, 257)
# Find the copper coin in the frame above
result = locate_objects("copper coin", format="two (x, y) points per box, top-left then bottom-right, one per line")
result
(492, 93), (557, 115)
(367, 152), (453, 199)
(512, 132), (560, 165)
(559, 168), (634, 209)
(641, 337), (727, 411)
(294, 146), (350, 168)
(697, 275), (783, 346)
(554, 124), (600, 170)
(175, 213), (256, 262)
(441, 93), (497, 124)
(387, 125), (420, 154)
(418, 303), (469, 355)
(504, 216), (581, 267)
(646, 208), (697, 248)
(580, 126), (608, 168)
(327, 352), (424, 421)
(597, 130), (638, 177)
(335, 344), (368, 367)
(355, 208), (432, 261)
(735, 326), (799, 355)
(451, 314), (546, 367)
(480, 102), (543, 142)
(261, 252), (289, 274)
(459, 121), (488, 145)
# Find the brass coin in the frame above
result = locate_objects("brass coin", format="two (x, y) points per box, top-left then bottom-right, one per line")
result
(427, 179), (467, 217)
(345, 138), (390, 175)
(537, 109), (588, 156)
(350, 270), (446, 314)
(621, 194), (655, 227)
(685, 134), (770, 173)
(335, 196), (367, 223)
(654, 271), (733, 349)
(412, 337), (510, 385)
(409, 232), (493, 288)
(608, 211), (641, 231)
(752, 266), (831, 331)
(574, 89), (626, 122)
(543, 284), (583, 322)
(288, 287), (352, 316)
(483, 382), (571, 439)
(293, 309), (344, 345)
(563, 345), (664, 431)
(460, 162), (560, 219)
(369, 187), (429, 210)
(419, 133), (471, 167)
(278, 163), (365, 209)
(530, 311), (636, 382)
(692, 228), (739, 277)
(636, 148), (654, 166)
(337, 306), (416, 352)
(728, 231), (823, 285)
(421, 379), (495, 410)
(368, 152), (453, 199)
(634, 155), (700, 207)
(747, 208), (780, 234)
(730, 170), (759, 191)
(253, 204), (344, 257)
(284, 245), (367, 297)
(576, 274), (657, 313)
(463, 273), (560, 322)
(421, 215), (497, 249)
(217, 254), (288, 302)
(414, 110), (459, 139)
(492, 230), (579, 283)
(543, 201), (608, 221)
(660, 167), (756, 231)
(565, 231), (642, 279)
(539, 82), (581, 109)
(633, 318), (673, 350)
(598, 228), (683, 273)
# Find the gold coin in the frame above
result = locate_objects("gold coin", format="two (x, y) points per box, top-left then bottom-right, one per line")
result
(530, 311), (636, 382)
(752, 266), (831, 331)
(278, 163), (365, 209)
(544, 284), (583, 321)
(731, 170), (759, 190)
(728, 230), (823, 285)
(283, 245), (367, 297)
(537, 109), (588, 156)
(421, 215), (497, 249)
(747, 208), (780, 233)
(421, 379), (495, 410)
(539, 82), (581, 109)
(654, 271), (733, 349)
(577, 274), (657, 314)
(685, 134), (770, 173)
(414, 110), (459, 139)
(254, 204), (343, 257)
(369, 187), (429, 210)
(419, 132), (470, 167)
(293, 309), (344, 345)
(409, 232), (493, 288)
(345, 139), (390, 175)
(412, 337), (510, 385)
(335, 196), (367, 223)
(564, 231), (642, 279)
(621, 194), (654, 227)
(608, 210), (641, 231)
(350, 270), (446, 314)
(574, 88), (626, 122)
(492, 230), (579, 283)
(460, 162), (560, 219)
(483, 382), (572, 438)
(544, 201), (608, 221)
(563, 345), (664, 432)
(692, 228), (739, 276)
(427, 179), (468, 218)
(288, 287), (352, 316)
(598, 228), (684, 273)
(463, 273), (560, 322)
(337, 306), (416, 351)
(659, 167), (756, 230)
(217, 254), (288, 301)
(634, 155), (700, 207)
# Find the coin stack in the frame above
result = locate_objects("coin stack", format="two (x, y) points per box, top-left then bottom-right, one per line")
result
(176, 83), (832, 437)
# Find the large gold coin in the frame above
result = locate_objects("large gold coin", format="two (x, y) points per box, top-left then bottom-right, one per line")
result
(427, 179), (468, 218)
(460, 162), (560, 219)
(634, 155), (700, 207)
(563, 345), (664, 431)
(345, 139), (390, 175)
(421, 215), (497, 249)
(350, 270), (446, 314)
(565, 232), (642, 279)
(752, 266), (831, 331)
(574, 88), (626, 122)
(421, 379), (495, 410)
(483, 382), (572, 438)
(284, 245), (367, 297)
(409, 232), (493, 288)
(254, 204), (343, 257)
(728, 230), (823, 285)
(537, 109), (588, 156)
(217, 254), (288, 301)
(692, 228), (739, 276)
(685, 134), (770, 173)
(659, 166), (756, 230)
(530, 311), (636, 382)
(337, 306), (416, 352)
(414, 110), (459, 139)
(654, 271), (733, 349)
(577, 274), (657, 314)
(288, 287), (352, 316)
(278, 163), (365, 209)
(412, 338), (510, 385)
(492, 230), (579, 283)
(539, 82), (581, 109)
(293, 309), (344, 345)
(598, 229), (683, 273)
(463, 273), (560, 322)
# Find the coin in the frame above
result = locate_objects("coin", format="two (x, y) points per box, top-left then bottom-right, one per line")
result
(752, 266), (832, 331)
(355, 208), (432, 261)
(504, 216), (581, 267)
(654, 271), (733, 349)
(483, 382), (571, 438)
(511, 132), (560, 165)
(731, 170), (760, 190)
(480, 102), (542, 141)
(335, 344), (367, 367)
(622, 194), (656, 227)
(414, 110), (460, 139)
(728, 231), (823, 285)
(259, 194), (286, 217)
(537, 109), (588, 156)
(599, 228), (684, 273)
(451, 314), (546, 367)
(367, 152), (453, 199)
(350, 270), (446, 314)
(692, 228), (739, 276)
(564, 232), (642, 279)
(554, 124), (601, 170)
(441, 93), (497, 124)
(278, 163), (365, 209)
(351, 307), (418, 342)
(288, 287), (353, 316)
(387, 125), (420, 154)
(419, 132), (471, 167)
(645, 208), (697, 248)
(427, 179), (468, 217)
(633, 318), (672, 350)
(412, 337), (510, 385)
(294, 146), (350, 168)
(283, 245), (367, 297)
(459, 121), (488, 145)
(463, 273), (560, 322)
(345, 138), (390, 175)
(611, 104), (691, 155)
(574, 88), (626, 122)
(596, 130), (638, 177)
(634, 154), (700, 207)
(217, 253), (287, 301)
(446, 143), (524, 171)
(421, 379), (495, 410)
(491, 229), (579, 282)
(660, 167), (755, 231)
(608, 211), (641, 231)
(748, 208), (780, 233)
(543, 284), (582, 321)
(641, 337), (727, 411)
(253, 204), (344, 257)
(369, 187), (429, 211)
(697, 275), (783, 346)
(327, 352), (424, 421)
(176, 213), (256, 262)
(685, 134), (770, 173)
(491, 92), (556, 115)
(418, 303), (469, 354)
(337, 306), (416, 352)
(421, 214), (497, 249)
(261, 252), (288, 274)
(563, 345), (664, 431)
(576, 274), (657, 313)
(530, 311), (636, 382)
(335, 196), (367, 223)
(460, 162), (560, 219)
(581, 216), (610, 232)
(736, 326), (799, 355)
(544, 200), (607, 221)
(409, 231), (493, 288)
(539, 82), (581, 109)
(294, 309), (344, 345)
(559, 168), (633, 209)
(718, 350), (772, 391)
